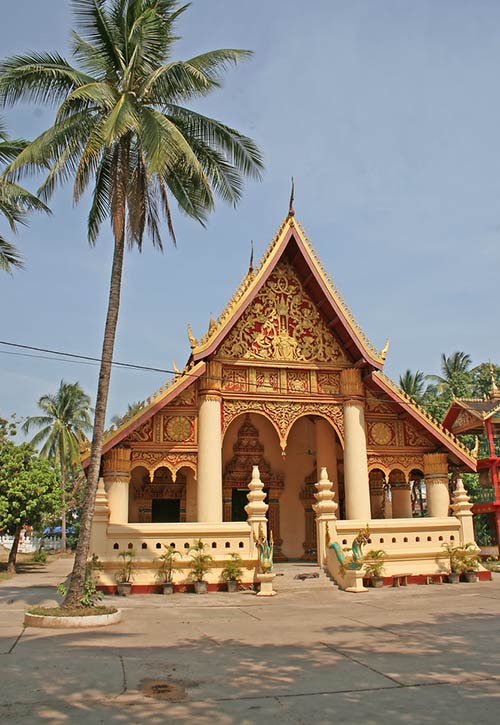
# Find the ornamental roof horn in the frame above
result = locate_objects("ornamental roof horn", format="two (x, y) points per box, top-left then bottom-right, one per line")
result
(288, 177), (295, 218)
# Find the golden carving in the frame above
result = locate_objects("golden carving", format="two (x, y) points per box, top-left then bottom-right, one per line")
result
(453, 409), (480, 432)
(287, 370), (310, 394)
(223, 399), (344, 449)
(369, 422), (395, 446)
(163, 416), (193, 442)
(368, 454), (423, 477)
(365, 396), (394, 415)
(317, 372), (340, 395)
(174, 385), (196, 407)
(199, 360), (222, 394)
(402, 421), (432, 448)
(423, 452), (448, 478)
(131, 450), (197, 481)
(218, 260), (347, 363)
(255, 369), (279, 393)
(127, 418), (153, 442)
(222, 366), (248, 393)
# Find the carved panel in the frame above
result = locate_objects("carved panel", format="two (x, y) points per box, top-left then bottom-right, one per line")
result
(317, 372), (340, 395)
(131, 450), (197, 481)
(162, 415), (195, 443)
(366, 396), (395, 415)
(402, 421), (432, 448)
(222, 366), (248, 393)
(173, 385), (196, 407)
(127, 418), (153, 442)
(218, 260), (347, 363)
(368, 421), (396, 447)
(223, 399), (344, 449)
(255, 368), (279, 393)
(287, 370), (310, 394)
(368, 454), (424, 477)
(453, 409), (479, 432)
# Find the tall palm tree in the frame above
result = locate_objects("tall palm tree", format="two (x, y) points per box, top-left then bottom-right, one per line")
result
(0, 0), (263, 606)
(426, 352), (473, 398)
(22, 381), (93, 551)
(0, 118), (49, 272)
(399, 369), (426, 404)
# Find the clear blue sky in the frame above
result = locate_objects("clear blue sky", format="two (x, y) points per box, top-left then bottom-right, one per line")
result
(1, 0), (500, 427)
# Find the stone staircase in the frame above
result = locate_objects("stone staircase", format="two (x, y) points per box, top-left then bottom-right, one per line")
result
(271, 561), (336, 593)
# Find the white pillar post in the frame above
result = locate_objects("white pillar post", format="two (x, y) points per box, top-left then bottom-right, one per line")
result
(103, 448), (131, 524)
(341, 369), (371, 521)
(424, 453), (450, 517)
(313, 467), (338, 566)
(391, 472), (413, 518)
(197, 393), (223, 522)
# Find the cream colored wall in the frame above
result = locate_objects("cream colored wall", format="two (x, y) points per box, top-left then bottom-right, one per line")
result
(129, 466), (148, 522)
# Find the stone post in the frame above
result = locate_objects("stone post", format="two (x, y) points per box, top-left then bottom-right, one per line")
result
(313, 467), (338, 566)
(341, 369), (371, 521)
(103, 448), (131, 524)
(423, 453), (450, 517)
(197, 361), (223, 522)
(451, 477), (476, 546)
(245, 465), (269, 543)
(315, 418), (338, 496)
(90, 477), (110, 558)
(391, 472), (413, 518)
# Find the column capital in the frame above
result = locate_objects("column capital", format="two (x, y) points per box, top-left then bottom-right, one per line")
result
(423, 452), (448, 477)
(102, 447), (131, 477)
(198, 359), (222, 394)
(340, 369), (364, 399)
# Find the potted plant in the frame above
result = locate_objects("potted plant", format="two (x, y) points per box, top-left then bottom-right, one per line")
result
(156, 545), (181, 594)
(221, 553), (243, 592)
(461, 543), (481, 583)
(363, 549), (386, 588)
(442, 542), (463, 583)
(115, 549), (135, 595)
(188, 539), (213, 594)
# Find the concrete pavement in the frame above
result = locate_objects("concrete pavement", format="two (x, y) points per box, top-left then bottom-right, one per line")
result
(1, 556), (499, 723)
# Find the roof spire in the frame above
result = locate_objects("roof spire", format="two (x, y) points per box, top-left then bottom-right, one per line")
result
(248, 240), (254, 274)
(288, 177), (295, 217)
(490, 362), (500, 399)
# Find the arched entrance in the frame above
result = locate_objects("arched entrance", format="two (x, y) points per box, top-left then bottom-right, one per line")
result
(128, 465), (196, 523)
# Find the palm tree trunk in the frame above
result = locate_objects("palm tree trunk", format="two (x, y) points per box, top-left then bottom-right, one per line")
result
(63, 229), (125, 607)
(7, 525), (22, 574)
(60, 440), (67, 553)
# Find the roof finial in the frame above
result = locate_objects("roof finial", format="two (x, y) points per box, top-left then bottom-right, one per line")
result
(288, 176), (295, 217)
(248, 240), (254, 274)
(490, 362), (500, 399)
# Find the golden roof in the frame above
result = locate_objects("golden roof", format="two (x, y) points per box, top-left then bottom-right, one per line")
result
(188, 215), (386, 366)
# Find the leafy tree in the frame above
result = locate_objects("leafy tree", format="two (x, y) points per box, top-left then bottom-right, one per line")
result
(110, 401), (142, 426)
(22, 381), (92, 552)
(399, 369), (426, 404)
(0, 442), (61, 572)
(0, 118), (49, 272)
(426, 351), (473, 399)
(0, 0), (262, 606)
(471, 362), (500, 399)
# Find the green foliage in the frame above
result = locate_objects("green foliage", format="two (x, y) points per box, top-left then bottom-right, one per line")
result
(58, 554), (103, 607)
(116, 549), (135, 583)
(363, 549), (386, 578)
(221, 552), (243, 582)
(0, 441), (61, 535)
(188, 539), (213, 582)
(442, 542), (481, 574)
(399, 370), (426, 404)
(0, 117), (50, 273)
(32, 548), (48, 564)
(155, 544), (181, 583)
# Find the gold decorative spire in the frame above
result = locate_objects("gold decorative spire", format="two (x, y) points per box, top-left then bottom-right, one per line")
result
(187, 323), (197, 350)
(380, 339), (390, 362)
(248, 240), (254, 275)
(288, 177), (295, 217)
(172, 359), (181, 375)
(490, 363), (500, 399)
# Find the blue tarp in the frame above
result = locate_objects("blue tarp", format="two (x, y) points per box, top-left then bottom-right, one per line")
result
(43, 526), (75, 535)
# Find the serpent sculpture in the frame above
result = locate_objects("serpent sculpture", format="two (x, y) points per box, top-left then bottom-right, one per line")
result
(330, 527), (371, 570)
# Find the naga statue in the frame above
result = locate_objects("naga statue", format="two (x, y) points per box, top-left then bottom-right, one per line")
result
(329, 527), (371, 571)
(254, 523), (274, 573)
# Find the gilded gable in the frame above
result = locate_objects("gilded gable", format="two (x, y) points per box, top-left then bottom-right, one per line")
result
(218, 260), (347, 363)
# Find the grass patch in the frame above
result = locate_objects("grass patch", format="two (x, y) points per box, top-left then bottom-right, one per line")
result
(28, 606), (117, 617)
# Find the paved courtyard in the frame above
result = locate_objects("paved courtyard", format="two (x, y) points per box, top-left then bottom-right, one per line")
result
(1, 557), (499, 724)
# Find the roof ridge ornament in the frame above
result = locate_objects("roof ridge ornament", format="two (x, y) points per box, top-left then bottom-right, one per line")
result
(288, 177), (295, 218)
(489, 362), (500, 399)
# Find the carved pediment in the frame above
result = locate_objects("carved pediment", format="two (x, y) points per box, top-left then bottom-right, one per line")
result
(218, 260), (347, 363)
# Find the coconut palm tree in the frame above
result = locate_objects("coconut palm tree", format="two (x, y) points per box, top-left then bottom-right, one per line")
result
(426, 352), (473, 398)
(0, 118), (49, 272)
(399, 369), (426, 404)
(0, 0), (262, 606)
(22, 381), (92, 551)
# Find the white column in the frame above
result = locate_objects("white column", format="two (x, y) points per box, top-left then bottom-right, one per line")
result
(424, 453), (450, 517)
(197, 393), (223, 522)
(391, 472), (413, 518)
(341, 369), (371, 521)
(103, 448), (131, 524)
(313, 467), (338, 566)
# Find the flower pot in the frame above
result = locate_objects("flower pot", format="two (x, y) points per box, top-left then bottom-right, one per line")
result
(226, 580), (238, 593)
(116, 582), (132, 596)
(447, 572), (460, 584)
(162, 582), (174, 595)
(464, 571), (477, 583)
(194, 580), (208, 594)
(370, 576), (384, 588)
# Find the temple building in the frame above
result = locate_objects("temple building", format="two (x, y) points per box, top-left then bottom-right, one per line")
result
(84, 208), (488, 590)
(443, 373), (500, 553)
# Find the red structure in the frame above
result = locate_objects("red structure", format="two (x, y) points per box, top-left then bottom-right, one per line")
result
(443, 369), (500, 553)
